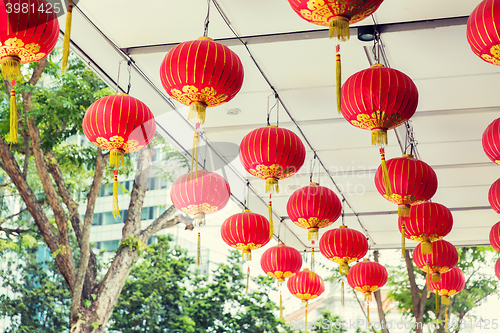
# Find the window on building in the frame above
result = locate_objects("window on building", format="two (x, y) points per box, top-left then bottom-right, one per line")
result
(92, 213), (103, 226)
(149, 207), (157, 220)
(101, 240), (120, 252)
(160, 178), (168, 189)
(102, 212), (116, 226)
(147, 177), (158, 191)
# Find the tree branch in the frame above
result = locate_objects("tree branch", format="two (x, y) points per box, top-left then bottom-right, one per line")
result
(22, 131), (30, 179)
(70, 148), (106, 323)
(139, 205), (192, 243)
(373, 251), (390, 333)
(23, 58), (76, 291)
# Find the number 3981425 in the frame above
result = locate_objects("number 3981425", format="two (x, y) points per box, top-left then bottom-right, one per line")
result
(5, 2), (62, 14)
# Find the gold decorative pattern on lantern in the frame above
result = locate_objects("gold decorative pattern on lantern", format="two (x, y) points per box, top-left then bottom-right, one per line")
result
(426, 265), (451, 274)
(95, 136), (143, 153)
(230, 242), (264, 251)
(354, 285), (380, 293)
(0, 38), (46, 64)
(330, 256), (360, 265)
(181, 203), (219, 216)
(350, 111), (402, 131)
(299, 0), (379, 26)
(409, 234), (441, 243)
(294, 216), (332, 229)
(382, 193), (420, 206)
(481, 45), (500, 65)
(295, 292), (320, 300)
(267, 271), (297, 280)
(437, 288), (459, 297)
(170, 85), (228, 107)
(248, 164), (296, 181)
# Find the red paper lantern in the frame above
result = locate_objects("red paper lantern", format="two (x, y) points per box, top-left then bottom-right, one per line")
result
(496, 258), (500, 280)
(467, 0), (500, 66)
(489, 221), (500, 252)
(170, 170), (231, 224)
(413, 239), (458, 282)
(287, 183), (342, 241)
(83, 94), (156, 216)
(374, 154), (438, 217)
(429, 267), (465, 305)
(1, 0), (60, 143)
(482, 117), (500, 165)
(341, 65), (419, 146)
(239, 126), (306, 193)
(319, 225), (368, 274)
(221, 210), (271, 261)
(287, 268), (325, 306)
(260, 242), (302, 283)
(399, 202), (453, 255)
(489, 179), (500, 213)
(347, 259), (388, 300)
(159, 37), (244, 125)
(286, 0), (384, 40)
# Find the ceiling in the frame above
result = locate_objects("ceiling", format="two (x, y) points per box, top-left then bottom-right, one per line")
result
(60, 0), (500, 252)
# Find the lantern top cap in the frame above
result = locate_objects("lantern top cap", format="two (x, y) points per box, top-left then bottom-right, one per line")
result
(115, 92), (128, 96)
(362, 258), (371, 262)
(278, 241), (285, 245)
(339, 225), (348, 229)
(242, 209), (251, 213)
(402, 154), (414, 158)
(309, 182), (319, 186)
(370, 64), (385, 69)
(267, 125), (278, 128)
(198, 36), (214, 41)
(303, 268), (310, 272)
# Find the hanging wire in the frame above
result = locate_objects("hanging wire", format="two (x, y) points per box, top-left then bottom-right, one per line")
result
(341, 198), (346, 226)
(309, 154), (317, 183)
(276, 95), (280, 127)
(126, 61), (132, 94)
(266, 94), (278, 126)
(116, 60), (126, 93)
(203, 0), (211, 37)
(278, 217), (284, 243)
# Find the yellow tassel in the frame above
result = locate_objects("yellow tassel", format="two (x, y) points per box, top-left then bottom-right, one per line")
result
(268, 200), (274, 240)
(112, 170), (120, 218)
(191, 130), (200, 172)
(188, 102), (206, 126)
(336, 52), (341, 114)
(302, 299), (308, 308)
(9, 88), (18, 144)
(242, 249), (252, 261)
(398, 205), (410, 217)
(265, 178), (279, 194)
(197, 232), (201, 266)
(422, 240), (432, 255)
(280, 292), (283, 320)
(194, 213), (206, 227)
(109, 150), (125, 168)
(277, 279), (284, 287)
(310, 248), (315, 279)
(246, 267), (250, 295)
(341, 281), (345, 307)
(372, 130), (388, 146)
(305, 308), (308, 333)
(365, 292), (373, 302)
(445, 305), (449, 332)
(1, 57), (22, 81)
(435, 290), (439, 315)
(442, 296), (450, 305)
(329, 17), (350, 41)
(339, 262), (349, 275)
(401, 224), (406, 259)
(366, 299), (370, 325)
(308, 228), (319, 241)
(379, 148), (393, 197)
(432, 273), (441, 283)
(61, 2), (73, 73)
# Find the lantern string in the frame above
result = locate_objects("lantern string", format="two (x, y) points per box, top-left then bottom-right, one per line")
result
(203, 0), (211, 37)
(126, 61), (132, 94)
(277, 218), (283, 243)
(116, 60), (125, 94)
(341, 198), (345, 226)
(309, 154), (317, 183)
(266, 94), (278, 127)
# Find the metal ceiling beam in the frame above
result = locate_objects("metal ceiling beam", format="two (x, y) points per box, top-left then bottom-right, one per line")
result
(124, 16), (469, 56)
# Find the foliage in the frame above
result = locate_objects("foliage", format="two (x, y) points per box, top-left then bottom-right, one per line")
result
(0, 241), (71, 333)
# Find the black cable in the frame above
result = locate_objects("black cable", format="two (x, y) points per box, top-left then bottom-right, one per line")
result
(204, 0), (211, 37)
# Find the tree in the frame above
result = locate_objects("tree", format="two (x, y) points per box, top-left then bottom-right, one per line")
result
(0, 52), (191, 333)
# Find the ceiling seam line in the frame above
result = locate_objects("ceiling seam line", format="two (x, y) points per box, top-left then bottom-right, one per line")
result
(210, 0), (375, 247)
(71, 4), (305, 248)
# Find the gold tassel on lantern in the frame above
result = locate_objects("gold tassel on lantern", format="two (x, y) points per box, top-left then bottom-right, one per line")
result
(305, 308), (308, 333)
(9, 87), (17, 144)
(190, 129), (200, 172)
(194, 213), (206, 227)
(308, 227), (319, 241)
(365, 293), (371, 325)
(61, 0), (73, 73)
(268, 200), (274, 239)
(432, 273), (441, 283)
(445, 305), (449, 332)
(336, 45), (341, 113)
(197, 232), (201, 266)
(329, 17), (350, 41)
(246, 267), (250, 295)
(379, 148), (393, 197)
(372, 129), (388, 146)
(339, 262), (349, 276)
(398, 204), (410, 217)
(109, 150), (125, 168)
(112, 170), (120, 218)
(435, 290), (439, 315)
(310, 247), (315, 279)
(441, 296), (450, 305)
(341, 281), (345, 307)
(401, 224), (406, 259)
(422, 240), (432, 255)
(188, 102), (207, 126)
(265, 177), (279, 193)
(280, 291), (283, 320)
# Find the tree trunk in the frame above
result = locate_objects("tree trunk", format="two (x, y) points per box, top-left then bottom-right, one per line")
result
(404, 249), (428, 333)
(373, 251), (390, 333)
